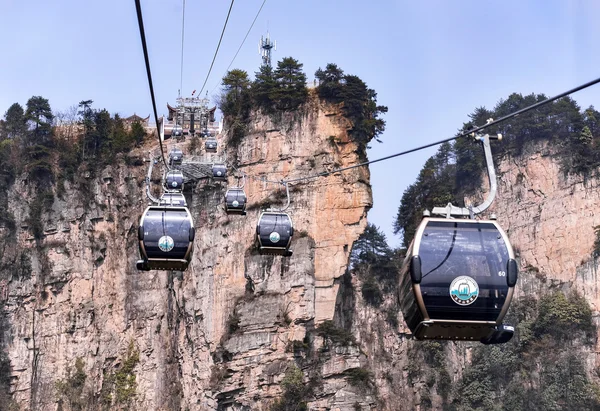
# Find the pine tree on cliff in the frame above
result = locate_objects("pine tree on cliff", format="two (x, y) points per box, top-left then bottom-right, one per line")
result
(3, 103), (27, 139)
(271, 57), (308, 110)
(315, 63), (345, 103)
(252, 64), (276, 112)
(25, 96), (53, 146)
(220, 69), (251, 117)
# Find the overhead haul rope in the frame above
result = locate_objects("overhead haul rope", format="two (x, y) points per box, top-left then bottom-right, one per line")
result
(134, 0), (169, 169)
(179, 0), (186, 95)
(198, 0), (236, 97)
(209, 0), (268, 96)
(279, 75), (600, 185)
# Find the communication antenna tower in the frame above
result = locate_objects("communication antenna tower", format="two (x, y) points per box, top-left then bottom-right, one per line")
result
(258, 31), (276, 67)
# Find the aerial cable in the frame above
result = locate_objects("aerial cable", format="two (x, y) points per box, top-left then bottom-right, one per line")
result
(220, 75), (600, 197)
(279, 75), (600, 185)
(198, 0), (236, 97)
(134, 0), (169, 169)
(209, 0), (267, 96)
(179, 0), (186, 96)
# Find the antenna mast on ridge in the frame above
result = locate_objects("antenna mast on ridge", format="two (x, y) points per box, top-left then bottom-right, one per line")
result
(259, 31), (276, 67)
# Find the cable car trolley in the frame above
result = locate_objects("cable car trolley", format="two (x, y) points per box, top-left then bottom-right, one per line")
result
(168, 147), (184, 166)
(257, 183), (293, 256)
(205, 136), (218, 153)
(136, 205), (195, 271)
(165, 170), (184, 191)
(159, 192), (187, 207)
(398, 133), (518, 344)
(225, 176), (247, 215)
(212, 163), (227, 180)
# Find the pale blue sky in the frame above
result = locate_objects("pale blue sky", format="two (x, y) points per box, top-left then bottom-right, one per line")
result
(1, 1), (600, 247)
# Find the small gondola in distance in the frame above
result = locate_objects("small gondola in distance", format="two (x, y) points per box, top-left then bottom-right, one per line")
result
(224, 187), (247, 215)
(205, 137), (217, 153)
(398, 217), (518, 344)
(256, 211), (293, 256)
(172, 125), (183, 138)
(165, 170), (184, 191)
(159, 192), (187, 207)
(212, 164), (227, 180)
(136, 205), (195, 271)
(168, 148), (183, 166)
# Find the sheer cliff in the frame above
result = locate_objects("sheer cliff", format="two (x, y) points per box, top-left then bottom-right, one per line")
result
(0, 94), (377, 410)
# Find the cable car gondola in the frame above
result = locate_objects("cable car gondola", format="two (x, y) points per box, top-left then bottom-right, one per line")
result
(256, 183), (293, 256)
(136, 205), (195, 271)
(225, 187), (247, 215)
(205, 136), (218, 153)
(169, 148), (183, 166)
(398, 133), (518, 344)
(399, 217), (517, 343)
(159, 192), (187, 207)
(257, 211), (293, 256)
(165, 170), (184, 191)
(172, 125), (183, 138)
(212, 164), (227, 180)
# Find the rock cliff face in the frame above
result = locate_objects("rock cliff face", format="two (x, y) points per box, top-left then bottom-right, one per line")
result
(2, 96), (600, 410)
(0, 95), (375, 410)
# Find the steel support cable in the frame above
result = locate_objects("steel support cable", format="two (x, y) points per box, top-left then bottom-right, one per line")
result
(210, 0), (267, 95)
(279, 75), (600, 185)
(198, 0), (236, 96)
(134, 0), (169, 169)
(217, 75), (600, 201)
(179, 0), (186, 95)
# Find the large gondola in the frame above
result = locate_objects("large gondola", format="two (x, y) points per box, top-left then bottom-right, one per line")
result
(257, 211), (293, 256)
(136, 205), (195, 271)
(165, 170), (184, 191)
(397, 133), (517, 344)
(398, 217), (517, 343)
(225, 187), (247, 215)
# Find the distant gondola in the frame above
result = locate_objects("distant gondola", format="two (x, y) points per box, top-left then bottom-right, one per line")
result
(165, 170), (184, 191)
(169, 148), (183, 166)
(136, 205), (194, 271)
(205, 136), (217, 153)
(225, 188), (247, 215)
(172, 125), (183, 138)
(159, 192), (187, 207)
(212, 164), (227, 180)
(257, 211), (293, 256)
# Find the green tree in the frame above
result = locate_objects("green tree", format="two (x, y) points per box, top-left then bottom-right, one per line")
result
(252, 64), (276, 111)
(111, 114), (132, 153)
(129, 121), (146, 147)
(339, 75), (387, 148)
(271, 57), (308, 110)
(78, 99), (94, 159)
(25, 96), (54, 146)
(315, 63), (345, 103)
(4, 103), (27, 139)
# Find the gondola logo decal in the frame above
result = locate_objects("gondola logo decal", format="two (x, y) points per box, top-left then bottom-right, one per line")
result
(269, 232), (281, 243)
(232, 200), (239, 207)
(158, 235), (175, 252)
(449, 276), (479, 305)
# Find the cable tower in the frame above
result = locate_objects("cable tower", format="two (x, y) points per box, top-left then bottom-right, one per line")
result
(259, 31), (276, 67)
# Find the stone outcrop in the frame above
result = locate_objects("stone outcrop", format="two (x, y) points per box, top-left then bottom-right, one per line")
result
(0, 94), (374, 410)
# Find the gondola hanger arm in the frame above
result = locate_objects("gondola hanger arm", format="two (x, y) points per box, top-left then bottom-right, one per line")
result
(431, 131), (501, 218)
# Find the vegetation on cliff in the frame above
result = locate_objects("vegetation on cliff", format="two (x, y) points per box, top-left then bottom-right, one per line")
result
(393, 94), (600, 247)
(218, 58), (387, 156)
